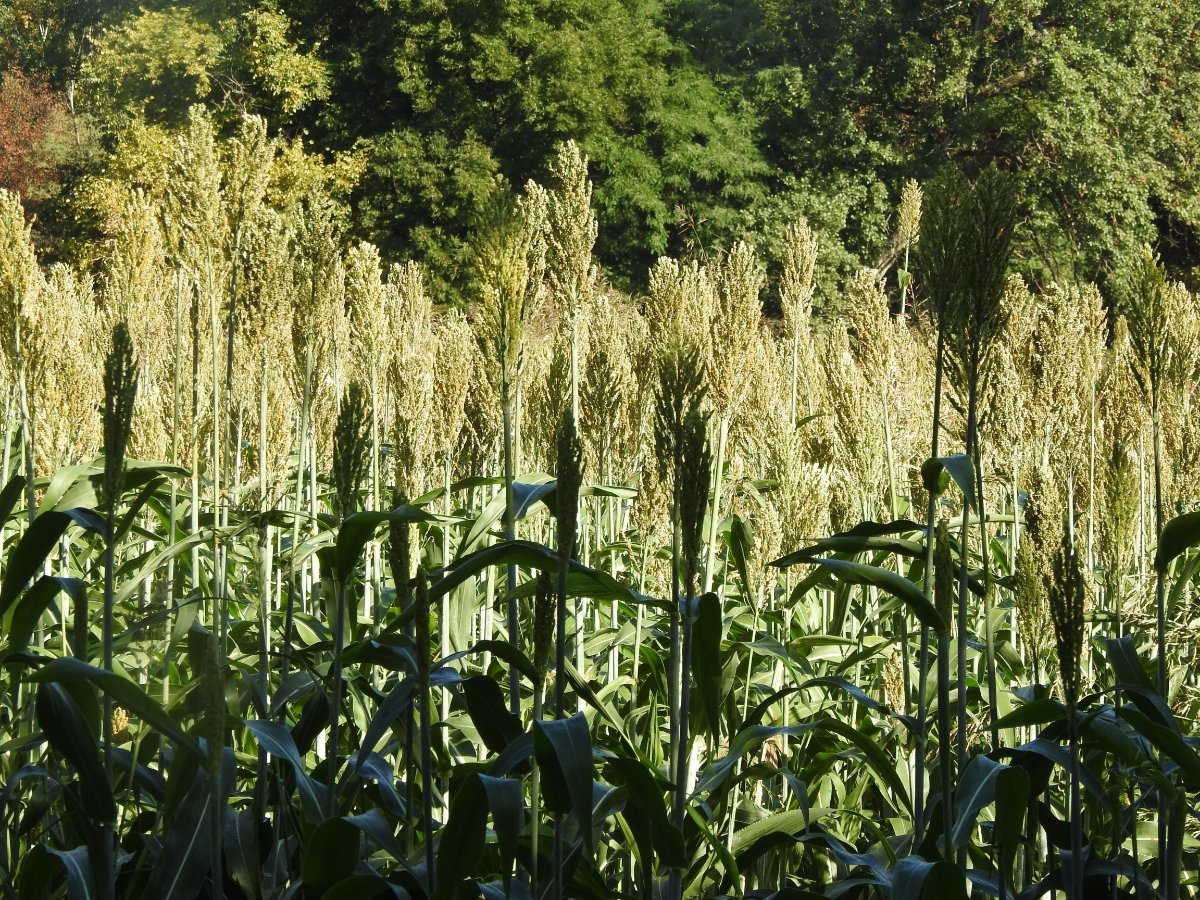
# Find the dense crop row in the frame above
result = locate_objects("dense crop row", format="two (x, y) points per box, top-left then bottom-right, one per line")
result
(1, 110), (1200, 899)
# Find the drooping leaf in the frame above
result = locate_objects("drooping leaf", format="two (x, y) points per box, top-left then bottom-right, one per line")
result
(1155, 509), (1200, 573)
(891, 855), (969, 900)
(28, 657), (203, 760)
(534, 714), (596, 854)
(2, 575), (85, 654)
(691, 591), (725, 745)
(478, 775), (524, 886)
(920, 455), (975, 508)
(144, 769), (215, 900)
(303, 816), (361, 889)
(244, 719), (329, 823)
(1, 510), (102, 617)
(777, 556), (945, 633)
(35, 681), (115, 823)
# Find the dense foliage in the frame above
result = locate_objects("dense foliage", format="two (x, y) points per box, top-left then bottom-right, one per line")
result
(3, 0), (1200, 298)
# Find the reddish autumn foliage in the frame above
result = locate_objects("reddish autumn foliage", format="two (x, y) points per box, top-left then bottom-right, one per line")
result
(0, 67), (66, 198)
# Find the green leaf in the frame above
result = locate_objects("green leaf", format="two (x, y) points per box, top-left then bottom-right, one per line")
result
(434, 774), (488, 900)
(28, 657), (203, 760)
(458, 476), (555, 554)
(1, 510), (102, 617)
(731, 808), (811, 866)
(19, 845), (87, 900)
(244, 719), (329, 824)
(433, 539), (662, 610)
(1117, 708), (1200, 787)
(1155, 509), (1200, 573)
(798, 676), (917, 732)
(693, 724), (819, 798)
(2, 575), (84, 654)
(787, 557), (945, 632)
(692, 591), (725, 745)
(0, 473), (26, 526)
(479, 775), (524, 886)
(993, 698), (1066, 729)
(321, 875), (396, 900)
(223, 808), (260, 899)
(727, 514), (753, 593)
(605, 757), (685, 870)
(333, 506), (436, 582)
(463, 675), (523, 755)
(345, 809), (405, 860)
(950, 756), (1024, 852)
(144, 769), (215, 900)
(303, 817), (360, 889)
(891, 856), (968, 900)
(920, 455), (975, 508)
(534, 714), (596, 855)
(818, 717), (911, 813)
(35, 681), (115, 823)
(993, 765), (1030, 887)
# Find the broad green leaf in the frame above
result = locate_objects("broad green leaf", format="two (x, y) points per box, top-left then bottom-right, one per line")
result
(321, 875), (396, 900)
(818, 717), (911, 813)
(434, 774), (488, 900)
(433, 539), (661, 610)
(35, 682), (115, 824)
(463, 675), (523, 755)
(1117, 708), (1200, 787)
(0, 473), (25, 526)
(892, 856), (968, 900)
(605, 757), (685, 870)
(1155, 509), (1200, 573)
(950, 756), (1024, 852)
(920, 454), (975, 509)
(780, 557), (945, 633)
(458, 476), (555, 554)
(2, 575), (84, 654)
(244, 719), (329, 824)
(303, 817), (360, 889)
(16, 846), (69, 900)
(479, 774), (523, 887)
(345, 809), (405, 860)
(144, 770), (215, 900)
(731, 808), (810, 864)
(534, 714), (596, 855)
(333, 506), (436, 582)
(1, 509), (102, 617)
(692, 591), (725, 745)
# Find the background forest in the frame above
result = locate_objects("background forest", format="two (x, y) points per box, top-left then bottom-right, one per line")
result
(3, 0), (1200, 299)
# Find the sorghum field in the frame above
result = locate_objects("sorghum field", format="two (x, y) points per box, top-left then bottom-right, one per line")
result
(3, 118), (1200, 900)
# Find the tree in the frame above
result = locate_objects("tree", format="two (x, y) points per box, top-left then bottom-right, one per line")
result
(284, 0), (766, 296)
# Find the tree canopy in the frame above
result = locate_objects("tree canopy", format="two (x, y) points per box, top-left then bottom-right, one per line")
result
(1, 0), (1198, 299)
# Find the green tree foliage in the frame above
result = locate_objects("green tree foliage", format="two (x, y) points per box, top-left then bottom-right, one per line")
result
(4, 0), (1200, 298)
(668, 0), (1200, 290)
(284, 0), (766, 295)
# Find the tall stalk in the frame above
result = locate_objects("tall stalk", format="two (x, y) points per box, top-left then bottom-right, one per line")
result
(914, 324), (945, 844)
(101, 322), (137, 900)
(553, 413), (582, 900)
(329, 382), (370, 816)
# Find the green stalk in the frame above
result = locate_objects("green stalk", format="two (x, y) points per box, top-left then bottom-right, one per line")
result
(282, 342), (313, 681)
(914, 324), (944, 845)
(416, 575), (436, 891)
(502, 363), (519, 715)
(955, 351), (979, 827)
(701, 416), (728, 594)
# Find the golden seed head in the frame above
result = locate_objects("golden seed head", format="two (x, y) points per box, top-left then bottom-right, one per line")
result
(897, 179), (923, 249)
